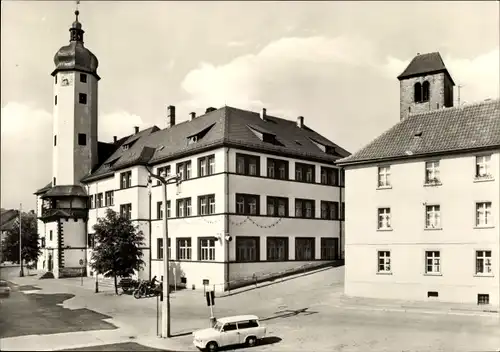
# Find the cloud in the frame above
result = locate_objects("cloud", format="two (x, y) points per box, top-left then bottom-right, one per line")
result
(227, 41), (247, 47)
(383, 48), (500, 104)
(0, 102), (144, 209)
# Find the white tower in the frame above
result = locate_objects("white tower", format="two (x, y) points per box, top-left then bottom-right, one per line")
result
(51, 9), (99, 186)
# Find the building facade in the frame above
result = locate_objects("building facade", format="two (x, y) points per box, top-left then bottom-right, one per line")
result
(338, 52), (500, 308)
(34, 11), (348, 290)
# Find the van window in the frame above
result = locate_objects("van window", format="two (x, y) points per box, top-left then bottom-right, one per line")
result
(223, 323), (237, 331)
(238, 320), (259, 329)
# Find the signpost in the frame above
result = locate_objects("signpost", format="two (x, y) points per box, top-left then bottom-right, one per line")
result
(79, 259), (84, 286)
(205, 289), (215, 327)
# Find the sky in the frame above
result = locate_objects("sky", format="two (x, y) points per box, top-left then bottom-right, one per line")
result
(1, 1), (499, 211)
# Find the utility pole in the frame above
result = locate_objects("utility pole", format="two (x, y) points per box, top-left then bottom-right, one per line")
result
(19, 203), (24, 277)
(146, 166), (182, 339)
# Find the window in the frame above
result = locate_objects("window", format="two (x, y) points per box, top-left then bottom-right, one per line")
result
(223, 323), (238, 332)
(177, 161), (192, 181)
(295, 199), (315, 218)
(425, 251), (441, 274)
(476, 155), (492, 179)
(199, 194), (216, 215)
(321, 238), (338, 260)
(476, 250), (492, 275)
(476, 202), (492, 227)
(55, 95), (57, 105)
(378, 166), (391, 187)
(295, 237), (315, 260)
(89, 195), (94, 209)
(78, 93), (87, 104)
(157, 238), (171, 260)
(157, 201), (163, 219)
(105, 191), (114, 206)
(199, 238), (216, 261)
(236, 153), (260, 176)
(55, 75), (57, 84)
(77, 133), (86, 146)
(237, 320), (259, 329)
(425, 161), (440, 184)
(320, 201), (339, 220)
(49, 230), (53, 241)
(95, 193), (103, 208)
(422, 81), (430, 102)
(425, 205), (441, 229)
(177, 238), (192, 260)
(478, 294), (490, 305)
(156, 166), (171, 185)
(320, 167), (339, 186)
(295, 162), (315, 183)
(266, 197), (288, 217)
(176, 198), (192, 217)
(53, 177), (56, 186)
(80, 73), (87, 83)
(267, 237), (288, 261)
(377, 251), (391, 273)
(54, 135), (57, 146)
(236, 237), (259, 262)
(428, 291), (439, 298)
(267, 158), (289, 180)
(120, 171), (132, 189)
(120, 204), (132, 220)
(235, 194), (260, 215)
(377, 208), (391, 229)
(198, 155), (215, 177)
(414, 82), (422, 103)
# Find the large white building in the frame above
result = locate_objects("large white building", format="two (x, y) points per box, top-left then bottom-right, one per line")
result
(338, 52), (500, 308)
(34, 11), (348, 291)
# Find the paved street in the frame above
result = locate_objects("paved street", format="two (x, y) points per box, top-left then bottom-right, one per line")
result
(1, 265), (499, 352)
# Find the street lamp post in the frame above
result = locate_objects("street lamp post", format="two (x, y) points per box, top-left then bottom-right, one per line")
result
(19, 203), (24, 277)
(146, 167), (181, 339)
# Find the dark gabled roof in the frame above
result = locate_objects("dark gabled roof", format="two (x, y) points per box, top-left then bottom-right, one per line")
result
(337, 99), (500, 166)
(80, 106), (350, 182)
(1, 209), (19, 231)
(397, 52), (455, 85)
(35, 182), (53, 195)
(41, 185), (88, 199)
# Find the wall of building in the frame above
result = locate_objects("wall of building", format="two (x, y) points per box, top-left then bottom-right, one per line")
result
(344, 151), (500, 306)
(228, 260), (331, 282)
(399, 72), (448, 121)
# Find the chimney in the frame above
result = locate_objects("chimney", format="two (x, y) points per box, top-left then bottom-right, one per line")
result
(260, 108), (267, 120)
(134, 126), (139, 134)
(206, 107), (216, 113)
(113, 136), (117, 143)
(296, 116), (304, 128)
(167, 105), (176, 128)
(190, 112), (196, 120)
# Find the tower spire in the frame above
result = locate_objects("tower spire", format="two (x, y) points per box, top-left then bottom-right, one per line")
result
(69, 1), (84, 43)
(75, 1), (80, 21)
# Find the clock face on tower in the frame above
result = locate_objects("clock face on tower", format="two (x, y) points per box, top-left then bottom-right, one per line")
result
(60, 73), (73, 87)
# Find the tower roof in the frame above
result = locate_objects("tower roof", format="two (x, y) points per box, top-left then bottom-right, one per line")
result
(51, 9), (99, 80)
(397, 52), (454, 85)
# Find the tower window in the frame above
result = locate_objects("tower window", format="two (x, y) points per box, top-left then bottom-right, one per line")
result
(79, 93), (87, 105)
(54, 135), (57, 146)
(78, 133), (87, 146)
(414, 81), (430, 103)
(80, 73), (87, 83)
(422, 81), (430, 102)
(55, 95), (57, 105)
(53, 177), (56, 186)
(55, 75), (58, 84)
(414, 82), (422, 103)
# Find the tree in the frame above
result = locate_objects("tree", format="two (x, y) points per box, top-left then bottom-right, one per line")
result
(90, 208), (145, 294)
(1, 211), (41, 268)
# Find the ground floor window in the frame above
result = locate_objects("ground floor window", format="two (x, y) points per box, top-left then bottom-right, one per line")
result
(295, 237), (315, 260)
(267, 237), (288, 261)
(320, 238), (338, 260)
(177, 238), (192, 260)
(477, 294), (489, 305)
(377, 251), (391, 273)
(236, 237), (259, 262)
(199, 237), (216, 261)
(157, 238), (171, 259)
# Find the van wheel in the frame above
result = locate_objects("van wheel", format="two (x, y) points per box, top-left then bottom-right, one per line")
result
(246, 336), (257, 347)
(206, 341), (218, 352)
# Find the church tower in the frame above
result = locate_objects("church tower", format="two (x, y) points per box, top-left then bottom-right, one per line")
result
(397, 52), (455, 121)
(52, 9), (99, 186)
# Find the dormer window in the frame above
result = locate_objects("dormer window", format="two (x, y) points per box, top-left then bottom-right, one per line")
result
(247, 124), (283, 146)
(186, 123), (216, 145)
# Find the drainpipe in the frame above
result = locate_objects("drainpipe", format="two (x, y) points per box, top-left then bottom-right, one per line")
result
(225, 147), (231, 290)
(339, 167), (344, 261)
(148, 182), (152, 281)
